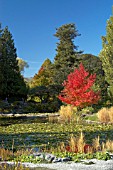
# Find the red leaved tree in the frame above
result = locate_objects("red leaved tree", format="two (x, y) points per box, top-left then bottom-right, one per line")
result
(58, 63), (100, 108)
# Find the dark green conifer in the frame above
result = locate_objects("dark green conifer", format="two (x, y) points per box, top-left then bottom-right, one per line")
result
(0, 26), (28, 101)
(53, 23), (82, 84)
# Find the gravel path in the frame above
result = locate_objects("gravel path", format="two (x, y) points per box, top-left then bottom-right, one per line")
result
(2, 159), (113, 170)
(26, 159), (113, 170)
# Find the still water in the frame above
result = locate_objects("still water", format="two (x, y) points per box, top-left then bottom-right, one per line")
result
(0, 115), (48, 126)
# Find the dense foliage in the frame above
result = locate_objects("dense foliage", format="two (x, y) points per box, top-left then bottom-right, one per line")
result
(28, 58), (62, 112)
(75, 54), (108, 103)
(30, 58), (53, 87)
(52, 23), (82, 85)
(28, 23), (108, 112)
(58, 63), (100, 108)
(99, 14), (113, 101)
(0, 25), (28, 101)
(29, 85), (62, 112)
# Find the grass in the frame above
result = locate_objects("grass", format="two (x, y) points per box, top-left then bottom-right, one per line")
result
(85, 114), (98, 121)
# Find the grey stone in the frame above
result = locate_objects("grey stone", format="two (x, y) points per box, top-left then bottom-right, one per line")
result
(45, 154), (55, 162)
(62, 157), (72, 162)
(37, 153), (45, 159)
(52, 158), (62, 163)
(33, 152), (42, 157)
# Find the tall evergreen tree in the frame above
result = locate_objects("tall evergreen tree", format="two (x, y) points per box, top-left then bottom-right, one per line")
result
(0, 26), (28, 101)
(52, 23), (82, 84)
(99, 12), (113, 100)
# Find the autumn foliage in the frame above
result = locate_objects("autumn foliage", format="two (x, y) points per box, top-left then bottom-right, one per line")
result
(58, 63), (100, 108)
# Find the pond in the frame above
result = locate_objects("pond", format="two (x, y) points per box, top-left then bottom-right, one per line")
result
(0, 114), (61, 151)
(0, 115), (49, 126)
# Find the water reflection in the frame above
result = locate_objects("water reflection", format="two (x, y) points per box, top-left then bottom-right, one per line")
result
(0, 116), (48, 126)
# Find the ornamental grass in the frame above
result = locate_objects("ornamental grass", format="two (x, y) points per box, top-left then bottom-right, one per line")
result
(108, 107), (113, 123)
(60, 132), (113, 154)
(97, 106), (113, 123)
(0, 162), (29, 170)
(58, 105), (78, 123)
(0, 148), (13, 161)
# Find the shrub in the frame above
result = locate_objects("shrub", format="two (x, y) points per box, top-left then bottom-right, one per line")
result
(108, 107), (113, 123)
(58, 105), (77, 123)
(64, 133), (113, 154)
(65, 132), (92, 154)
(0, 162), (29, 170)
(68, 134), (78, 152)
(0, 101), (11, 113)
(92, 136), (101, 152)
(48, 115), (58, 123)
(67, 132), (86, 153)
(24, 99), (61, 113)
(0, 148), (13, 161)
(97, 106), (113, 123)
(23, 103), (39, 113)
(97, 107), (110, 123)
(77, 132), (85, 153)
(58, 63), (100, 108)
(105, 140), (113, 152)
(80, 106), (94, 115)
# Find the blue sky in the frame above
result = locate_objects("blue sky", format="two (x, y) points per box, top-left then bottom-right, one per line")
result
(0, 0), (113, 77)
